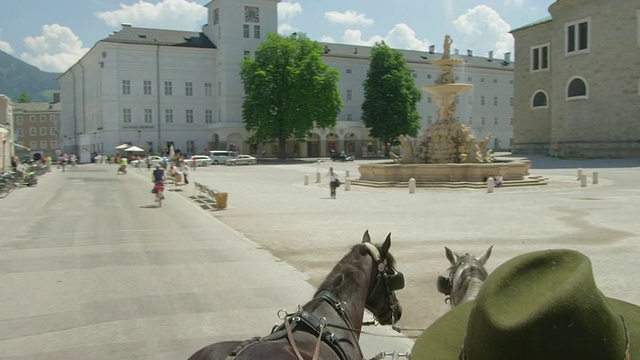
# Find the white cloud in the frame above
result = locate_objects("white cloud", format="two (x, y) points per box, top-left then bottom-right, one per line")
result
(320, 36), (336, 43)
(278, 23), (296, 34)
(0, 37), (13, 54)
(324, 10), (374, 26)
(278, 1), (303, 22)
(503, 0), (524, 6)
(94, 0), (206, 31)
(339, 24), (430, 51)
(452, 5), (513, 57)
(19, 24), (89, 73)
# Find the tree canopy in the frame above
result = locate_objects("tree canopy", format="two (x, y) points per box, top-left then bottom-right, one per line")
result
(240, 33), (342, 158)
(361, 42), (422, 154)
(16, 91), (32, 103)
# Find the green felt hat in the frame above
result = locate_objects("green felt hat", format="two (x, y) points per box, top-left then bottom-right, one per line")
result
(412, 249), (639, 360)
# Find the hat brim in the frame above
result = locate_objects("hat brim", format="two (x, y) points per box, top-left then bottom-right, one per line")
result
(411, 298), (640, 359)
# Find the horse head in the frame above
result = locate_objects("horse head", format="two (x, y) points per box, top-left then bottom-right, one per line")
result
(360, 231), (404, 325)
(439, 245), (493, 307)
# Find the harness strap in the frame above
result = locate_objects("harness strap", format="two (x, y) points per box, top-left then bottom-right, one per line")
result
(284, 316), (307, 360)
(225, 336), (262, 359)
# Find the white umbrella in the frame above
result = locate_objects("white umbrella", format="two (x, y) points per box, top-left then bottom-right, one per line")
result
(124, 145), (145, 152)
(115, 143), (129, 150)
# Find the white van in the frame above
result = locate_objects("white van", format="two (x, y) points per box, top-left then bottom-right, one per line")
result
(208, 150), (237, 165)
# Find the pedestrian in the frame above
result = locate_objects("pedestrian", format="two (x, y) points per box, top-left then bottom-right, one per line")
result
(410, 248), (640, 360)
(326, 167), (339, 199)
(182, 160), (190, 185)
(192, 157), (197, 171)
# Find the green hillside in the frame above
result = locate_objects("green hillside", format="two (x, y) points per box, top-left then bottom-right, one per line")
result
(0, 51), (61, 102)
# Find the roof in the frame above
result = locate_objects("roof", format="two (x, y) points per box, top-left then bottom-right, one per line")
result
(510, 16), (553, 33)
(12, 102), (61, 112)
(101, 24), (216, 49)
(320, 42), (514, 70)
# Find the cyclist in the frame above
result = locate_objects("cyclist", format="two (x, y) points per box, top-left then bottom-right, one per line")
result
(152, 165), (165, 201)
(118, 156), (128, 174)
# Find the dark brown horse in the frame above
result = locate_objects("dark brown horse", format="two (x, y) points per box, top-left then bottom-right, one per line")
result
(188, 230), (404, 360)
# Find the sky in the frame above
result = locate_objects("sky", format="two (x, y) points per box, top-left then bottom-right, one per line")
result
(0, 0), (555, 74)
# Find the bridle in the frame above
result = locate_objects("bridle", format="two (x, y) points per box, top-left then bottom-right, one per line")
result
(363, 247), (405, 326)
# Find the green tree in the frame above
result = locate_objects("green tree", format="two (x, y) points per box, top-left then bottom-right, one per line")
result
(362, 41), (422, 156)
(16, 91), (31, 103)
(241, 33), (342, 159)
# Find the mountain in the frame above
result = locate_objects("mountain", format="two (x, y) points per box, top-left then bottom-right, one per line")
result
(0, 51), (61, 102)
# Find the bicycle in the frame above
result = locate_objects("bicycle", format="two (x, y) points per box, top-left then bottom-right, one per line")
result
(153, 183), (164, 207)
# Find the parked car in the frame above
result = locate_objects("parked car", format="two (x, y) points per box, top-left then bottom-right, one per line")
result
(187, 155), (213, 167)
(209, 150), (238, 165)
(226, 154), (257, 165)
(130, 155), (163, 167)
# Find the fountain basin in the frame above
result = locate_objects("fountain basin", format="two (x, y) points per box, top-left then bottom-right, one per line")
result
(358, 161), (531, 183)
(422, 83), (473, 96)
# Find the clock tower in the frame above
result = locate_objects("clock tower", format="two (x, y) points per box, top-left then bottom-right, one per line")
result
(202, 0), (279, 129)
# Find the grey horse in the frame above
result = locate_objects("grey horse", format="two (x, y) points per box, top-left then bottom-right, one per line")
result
(437, 246), (493, 307)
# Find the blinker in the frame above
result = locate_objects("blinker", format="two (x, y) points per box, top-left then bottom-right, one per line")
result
(437, 275), (452, 295)
(387, 272), (405, 291)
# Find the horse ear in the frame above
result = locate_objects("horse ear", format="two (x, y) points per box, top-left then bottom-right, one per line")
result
(380, 233), (391, 256)
(445, 247), (457, 266)
(362, 230), (371, 244)
(479, 245), (493, 265)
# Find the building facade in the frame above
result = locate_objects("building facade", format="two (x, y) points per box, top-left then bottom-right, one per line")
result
(511, 0), (640, 157)
(12, 94), (62, 161)
(59, 0), (514, 162)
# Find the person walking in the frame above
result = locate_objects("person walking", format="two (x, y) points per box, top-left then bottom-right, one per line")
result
(181, 160), (190, 185)
(326, 167), (339, 199)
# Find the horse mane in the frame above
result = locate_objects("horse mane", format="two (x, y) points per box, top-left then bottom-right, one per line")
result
(314, 243), (396, 299)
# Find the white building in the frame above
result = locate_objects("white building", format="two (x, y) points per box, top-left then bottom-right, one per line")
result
(59, 0), (514, 162)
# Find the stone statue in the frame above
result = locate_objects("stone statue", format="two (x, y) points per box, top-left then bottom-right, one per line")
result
(436, 65), (454, 85)
(443, 35), (453, 59)
(398, 135), (415, 164)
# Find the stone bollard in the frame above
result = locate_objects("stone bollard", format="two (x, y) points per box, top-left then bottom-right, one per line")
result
(409, 178), (416, 194)
(345, 170), (350, 178)
(316, 171), (321, 183)
(592, 172), (599, 184)
(345, 178), (351, 191)
(577, 168), (583, 180)
(580, 174), (587, 187)
(304, 174), (309, 185)
(487, 177), (494, 193)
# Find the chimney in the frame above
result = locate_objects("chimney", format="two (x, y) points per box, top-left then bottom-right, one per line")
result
(467, 49), (473, 57)
(429, 45), (435, 54)
(504, 52), (511, 62)
(488, 51), (494, 61)
(52, 93), (60, 104)
(121, 23), (132, 28)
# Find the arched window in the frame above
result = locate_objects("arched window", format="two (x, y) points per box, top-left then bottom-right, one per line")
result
(567, 77), (588, 99)
(532, 91), (548, 108)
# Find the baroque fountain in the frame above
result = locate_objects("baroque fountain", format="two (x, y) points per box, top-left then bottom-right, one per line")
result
(357, 35), (531, 185)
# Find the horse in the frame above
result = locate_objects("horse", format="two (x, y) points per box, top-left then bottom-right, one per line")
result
(188, 230), (405, 360)
(437, 246), (493, 307)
